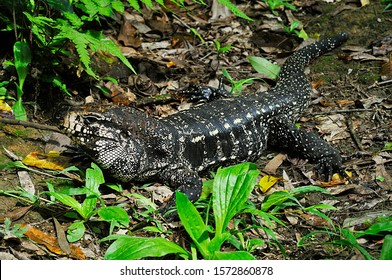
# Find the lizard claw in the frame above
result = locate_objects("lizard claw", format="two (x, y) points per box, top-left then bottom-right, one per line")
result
(315, 155), (351, 183)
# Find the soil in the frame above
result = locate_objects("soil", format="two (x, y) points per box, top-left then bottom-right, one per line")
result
(0, 0), (391, 260)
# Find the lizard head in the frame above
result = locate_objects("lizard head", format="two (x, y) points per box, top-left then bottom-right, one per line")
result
(63, 110), (142, 181)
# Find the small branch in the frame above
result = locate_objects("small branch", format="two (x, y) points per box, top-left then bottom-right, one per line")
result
(311, 108), (386, 115)
(368, 79), (392, 89)
(347, 113), (364, 151)
(0, 118), (62, 133)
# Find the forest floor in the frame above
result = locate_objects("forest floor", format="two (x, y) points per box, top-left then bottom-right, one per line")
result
(0, 0), (391, 260)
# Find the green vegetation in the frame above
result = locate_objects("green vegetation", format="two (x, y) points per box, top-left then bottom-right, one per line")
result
(2, 160), (390, 260)
(381, 0), (392, 11)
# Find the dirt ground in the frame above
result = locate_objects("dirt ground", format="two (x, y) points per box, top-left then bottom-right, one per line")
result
(0, 0), (391, 260)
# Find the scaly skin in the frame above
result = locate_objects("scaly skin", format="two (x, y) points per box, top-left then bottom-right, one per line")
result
(63, 33), (349, 214)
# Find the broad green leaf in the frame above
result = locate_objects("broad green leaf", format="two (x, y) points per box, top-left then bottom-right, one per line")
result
(248, 56), (280, 79)
(80, 163), (104, 219)
(13, 41), (31, 89)
(67, 220), (86, 242)
(261, 191), (291, 212)
(208, 232), (231, 252)
(48, 192), (84, 217)
(86, 162), (105, 192)
(176, 191), (211, 258)
(0, 161), (29, 171)
(104, 236), (189, 260)
(81, 196), (97, 220)
(98, 206), (130, 227)
(380, 235), (392, 260)
(361, 221), (392, 236)
(213, 250), (256, 260)
(213, 163), (259, 235)
(12, 97), (27, 121)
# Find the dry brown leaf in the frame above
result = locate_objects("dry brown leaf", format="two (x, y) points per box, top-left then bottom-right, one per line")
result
(311, 79), (324, 89)
(21, 224), (86, 259)
(300, 213), (330, 228)
(263, 153), (287, 174)
(0, 206), (32, 223)
(53, 218), (71, 255)
(381, 58), (392, 81)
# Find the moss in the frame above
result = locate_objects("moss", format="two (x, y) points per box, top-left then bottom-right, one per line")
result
(311, 56), (348, 83)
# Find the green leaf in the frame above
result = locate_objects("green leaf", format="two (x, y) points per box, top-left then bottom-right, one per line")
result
(213, 163), (259, 235)
(290, 185), (330, 195)
(98, 206), (130, 227)
(112, 0), (124, 12)
(221, 68), (233, 82)
(86, 162), (105, 192)
(261, 191), (291, 212)
(176, 191), (211, 259)
(383, 142), (392, 151)
(208, 232), (231, 252)
(361, 221), (392, 236)
(248, 56), (280, 79)
(67, 220), (86, 242)
(213, 250), (256, 260)
(13, 41), (31, 89)
(127, 0), (141, 11)
(104, 236), (189, 260)
(0, 161), (29, 171)
(45, 0), (73, 13)
(48, 192), (84, 217)
(12, 97), (27, 121)
(380, 235), (392, 260)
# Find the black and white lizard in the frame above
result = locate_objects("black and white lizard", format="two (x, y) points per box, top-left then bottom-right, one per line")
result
(63, 33), (349, 212)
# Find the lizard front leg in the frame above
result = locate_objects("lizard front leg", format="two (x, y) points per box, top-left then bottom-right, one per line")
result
(159, 167), (203, 219)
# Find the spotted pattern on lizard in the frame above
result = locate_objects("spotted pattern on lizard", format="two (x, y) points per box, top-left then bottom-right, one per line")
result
(63, 33), (349, 212)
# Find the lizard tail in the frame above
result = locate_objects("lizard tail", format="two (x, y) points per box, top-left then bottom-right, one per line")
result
(277, 32), (349, 80)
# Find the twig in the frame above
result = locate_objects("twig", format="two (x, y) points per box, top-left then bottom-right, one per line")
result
(347, 113), (364, 151)
(310, 108), (374, 115)
(367, 79), (392, 89)
(0, 118), (62, 133)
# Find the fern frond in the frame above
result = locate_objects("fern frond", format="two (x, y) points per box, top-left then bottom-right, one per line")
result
(23, 12), (57, 46)
(55, 24), (97, 78)
(140, 0), (154, 8)
(63, 11), (84, 28)
(98, 35), (136, 74)
(75, 0), (100, 17)
(217, 0), (252, 21)
(127, 0), (141, 11)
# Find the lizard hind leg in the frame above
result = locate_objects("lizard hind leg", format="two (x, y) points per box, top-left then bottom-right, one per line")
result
(268, 116), (347, 182)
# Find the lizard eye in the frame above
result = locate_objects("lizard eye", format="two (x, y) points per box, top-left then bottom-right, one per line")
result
(81, 113), (106, 124)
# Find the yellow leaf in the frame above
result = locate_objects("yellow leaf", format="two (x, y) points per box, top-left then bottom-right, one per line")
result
(259, 175), (281, 193)
(0, 100), (12, 111)
(22, 151), (70, 171)
(360, 0), (370, 7)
